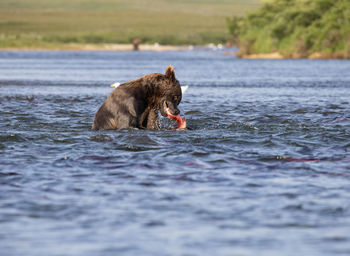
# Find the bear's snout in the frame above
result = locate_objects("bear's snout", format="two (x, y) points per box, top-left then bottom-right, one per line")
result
(162, 100), (180, 117)
(165, 101), (180, 116)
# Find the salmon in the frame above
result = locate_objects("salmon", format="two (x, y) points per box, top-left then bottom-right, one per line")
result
(165, 104), (186, 130)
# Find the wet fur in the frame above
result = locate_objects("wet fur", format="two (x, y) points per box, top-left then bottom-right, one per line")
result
(92, 66), (182, 130)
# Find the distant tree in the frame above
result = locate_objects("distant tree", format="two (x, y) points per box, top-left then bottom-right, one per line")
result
(227, 0), (350, 58)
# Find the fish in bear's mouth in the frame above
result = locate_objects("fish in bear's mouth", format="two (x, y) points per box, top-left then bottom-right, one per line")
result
(163, 102), (186, 130)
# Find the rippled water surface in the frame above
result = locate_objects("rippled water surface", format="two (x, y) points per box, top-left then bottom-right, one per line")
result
(1, 50), (350, 256)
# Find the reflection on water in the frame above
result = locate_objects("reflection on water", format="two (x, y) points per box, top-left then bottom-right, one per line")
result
(0, 50), (350, 256)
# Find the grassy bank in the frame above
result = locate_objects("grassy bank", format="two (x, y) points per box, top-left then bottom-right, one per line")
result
(0, 0), (260, 49)
(227, 0), (350, 58)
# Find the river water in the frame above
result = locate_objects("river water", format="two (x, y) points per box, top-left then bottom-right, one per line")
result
(0, 49), (350, 256)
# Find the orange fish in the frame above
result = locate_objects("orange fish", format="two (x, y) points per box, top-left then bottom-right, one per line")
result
(165, 104), (186, 130)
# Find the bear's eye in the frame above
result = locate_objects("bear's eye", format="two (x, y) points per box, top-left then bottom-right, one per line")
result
(173, 96), (181, 104)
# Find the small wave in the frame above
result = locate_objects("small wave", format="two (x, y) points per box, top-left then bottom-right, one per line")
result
(0, 133), (27, 143)
(89, 134), (114, 142)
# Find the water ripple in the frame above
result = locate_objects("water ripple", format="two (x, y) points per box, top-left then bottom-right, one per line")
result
(1, 51), (350, 256)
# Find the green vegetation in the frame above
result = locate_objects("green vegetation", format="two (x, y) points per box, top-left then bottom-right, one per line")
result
(0, 0), (260, 49)
(227, 0), (350, 58)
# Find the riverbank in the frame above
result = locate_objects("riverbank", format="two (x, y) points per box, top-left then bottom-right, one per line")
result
(0, 43), (190, 51)
(238, 51), (350, 59)
(2, 45), (349, 60)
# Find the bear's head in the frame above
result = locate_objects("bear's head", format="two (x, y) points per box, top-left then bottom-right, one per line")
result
(153, 65), (182, 117)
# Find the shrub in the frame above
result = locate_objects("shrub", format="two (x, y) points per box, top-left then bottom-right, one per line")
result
(227, 0), (350, 58)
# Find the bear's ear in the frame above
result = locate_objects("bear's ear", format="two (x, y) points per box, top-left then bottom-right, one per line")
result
(165, 65), (176, 82)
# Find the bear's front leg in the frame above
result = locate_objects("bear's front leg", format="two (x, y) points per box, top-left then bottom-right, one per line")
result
(146, 109), (160, 130)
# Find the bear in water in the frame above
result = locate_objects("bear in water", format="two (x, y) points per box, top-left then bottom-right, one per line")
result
(92, 65), (182, 130)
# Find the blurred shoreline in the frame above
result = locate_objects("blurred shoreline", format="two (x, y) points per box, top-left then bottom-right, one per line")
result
(1, 44), (348, 59)
(239, 52), (350, 59)
(0, 43), (190, 51)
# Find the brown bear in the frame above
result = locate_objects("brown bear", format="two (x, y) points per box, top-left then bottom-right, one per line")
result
(92, 65), (182, 130)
